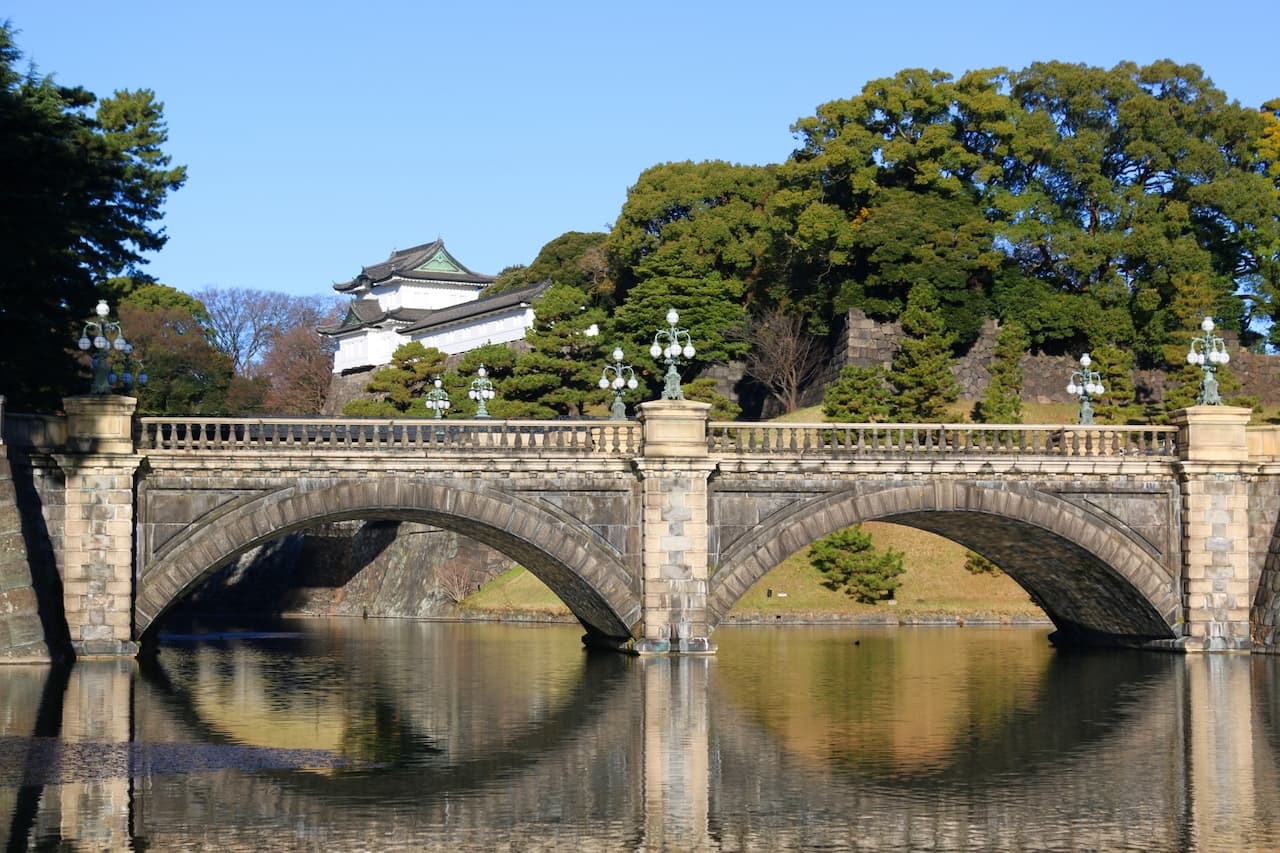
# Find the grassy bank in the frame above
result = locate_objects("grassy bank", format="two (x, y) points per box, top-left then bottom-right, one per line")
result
(460, 522), (1048, 624)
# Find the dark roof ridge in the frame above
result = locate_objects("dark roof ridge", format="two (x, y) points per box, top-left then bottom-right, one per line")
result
(333, 238), (494, 292)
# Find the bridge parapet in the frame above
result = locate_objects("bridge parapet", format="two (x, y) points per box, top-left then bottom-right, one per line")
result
(137, 417), (642, 456)
(708, 422), (1177, 459)
(1, 411), (67, 451)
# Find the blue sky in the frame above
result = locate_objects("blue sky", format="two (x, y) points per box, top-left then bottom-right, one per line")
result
(7, 1), (1278, 298)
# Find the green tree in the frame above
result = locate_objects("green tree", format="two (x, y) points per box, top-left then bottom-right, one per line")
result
(682, 377), (741, 421)
(1160, 272), (1247, 413)
(889, 283), (959, 421)
(487, 232), (612, 301)
(998, 60), (1277, 361)
(809, 525), (905, 604)
(342, 342), (447, 417)
(612, 275), (749, 397)
(607, 160), (776, 307)
(772, 68), (1011, 339)
(972, 321), (1029, 423)
(822, 366), (893, 422)
(506, 284), (609, 417)
(0, 24), (186, 410)
(1089, 342), (1146, 424)
(453, 343), (520, 418)
(118, 301), (234, 415)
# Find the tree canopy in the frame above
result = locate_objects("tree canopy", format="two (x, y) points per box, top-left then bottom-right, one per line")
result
(0, 24), (186, 410)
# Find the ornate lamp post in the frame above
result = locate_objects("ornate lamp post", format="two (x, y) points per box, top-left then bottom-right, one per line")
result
(1186, 317), (1230, 405)
(648, 308), (695, 401)
(599, 347), (639, 420)
(424, 375), (451, 418)
(77, 300), (146, 394)
(1066, 353), (1104, 425)
(468, 364), (496, 418)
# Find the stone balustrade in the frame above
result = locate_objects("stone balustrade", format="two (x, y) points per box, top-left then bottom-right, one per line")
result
(707, 422), (1178, 458)
(137, 417), (641, 456)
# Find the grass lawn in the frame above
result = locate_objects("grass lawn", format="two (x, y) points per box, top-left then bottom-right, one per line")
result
(461, 522), (1046, 623)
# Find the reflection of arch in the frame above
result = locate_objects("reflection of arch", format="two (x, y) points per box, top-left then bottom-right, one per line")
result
(709, 482), (1179, 645)
(136, 480), (641, 645)
(708, 631), (1182, 786)
(136, 628), (640, 804)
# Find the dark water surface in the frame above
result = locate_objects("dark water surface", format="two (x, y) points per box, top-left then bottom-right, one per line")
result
(2, 620), (1279, 851)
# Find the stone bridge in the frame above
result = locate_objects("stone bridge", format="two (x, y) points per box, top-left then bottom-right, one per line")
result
(4, 396), (1280, 659)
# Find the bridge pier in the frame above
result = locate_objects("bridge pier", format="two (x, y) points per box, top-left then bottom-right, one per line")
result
(1173, 406), (1254, 651)
(633, 401), (716, 655)
(53, 396), (141, 659)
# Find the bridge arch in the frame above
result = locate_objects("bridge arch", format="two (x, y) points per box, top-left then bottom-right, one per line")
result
(136, 478), (641, 647)
(709, 481), (1180, 646)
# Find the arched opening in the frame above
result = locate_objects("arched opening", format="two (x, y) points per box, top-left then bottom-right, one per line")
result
(709, 483), (1180, 647)
(136, 479), (642, 650)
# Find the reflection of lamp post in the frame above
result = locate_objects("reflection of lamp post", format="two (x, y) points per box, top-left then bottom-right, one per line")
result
(1066, 353), (1104, 425)
(1186, 316), (1230, 405)
(77, 300), (146, 394)
(599, 347), (639, 420)
(468, 364), (496, 418)
(424, 375), (451, 418)
(648, 308), (695, 401)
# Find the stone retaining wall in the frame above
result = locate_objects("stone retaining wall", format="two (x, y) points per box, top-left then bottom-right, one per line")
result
(178, 520), (515, 620)
(0, 456), (50, 662)
(841, 309), (1280, 408)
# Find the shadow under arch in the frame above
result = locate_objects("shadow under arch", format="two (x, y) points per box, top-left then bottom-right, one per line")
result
(709, 482), (1180, 646)
(136, 478), (642, 648)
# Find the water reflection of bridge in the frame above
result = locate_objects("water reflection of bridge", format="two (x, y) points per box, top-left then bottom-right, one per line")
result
(2, 626), (1278, 850)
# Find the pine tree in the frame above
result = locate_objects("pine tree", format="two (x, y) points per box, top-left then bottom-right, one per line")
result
(341, 342), (447, 417)
(890, 283), (959, 422)
(972, 321), (1028, 423)
(809, 525), (906, 604)
(1089, 343), (1146, 424)
(822, 366), (894, 422)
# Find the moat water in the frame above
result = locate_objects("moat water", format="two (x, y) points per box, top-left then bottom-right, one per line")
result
(2, 620), (1279, 851)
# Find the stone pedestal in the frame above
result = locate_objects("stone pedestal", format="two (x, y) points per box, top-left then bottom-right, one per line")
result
(55, 395), (141, 658)
(634, 401), (716, 654)
(1172, 406), (1254, 651)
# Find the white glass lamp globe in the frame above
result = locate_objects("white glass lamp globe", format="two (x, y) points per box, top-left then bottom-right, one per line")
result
(1201, 317), (1215, 333)
(666, 309), (679, 326)
(649, 343), (662, 358)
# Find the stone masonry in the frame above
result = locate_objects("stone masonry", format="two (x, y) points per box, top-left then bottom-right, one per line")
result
(4, 396), (1280, 659)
